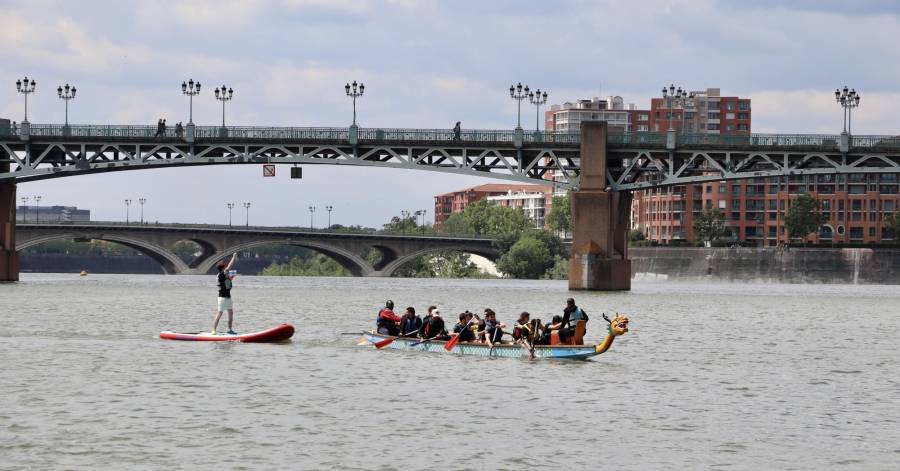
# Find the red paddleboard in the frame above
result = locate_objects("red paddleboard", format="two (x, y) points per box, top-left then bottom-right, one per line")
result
(159, 323), (294, 343)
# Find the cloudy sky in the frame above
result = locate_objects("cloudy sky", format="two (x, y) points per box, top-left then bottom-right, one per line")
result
(2, 0), (899, 227)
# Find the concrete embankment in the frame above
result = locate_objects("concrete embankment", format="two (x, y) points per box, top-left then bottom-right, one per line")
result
(19, 254), (276, 275)
(630, 247), (900, 284)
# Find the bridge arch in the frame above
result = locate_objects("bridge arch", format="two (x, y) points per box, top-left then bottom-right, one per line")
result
(194, 239), (373, 276)
(377, 245), (500, 278)
(16, 233), (190, 274)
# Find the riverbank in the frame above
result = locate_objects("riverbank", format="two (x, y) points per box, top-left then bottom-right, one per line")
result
(630, 247), (900, 284)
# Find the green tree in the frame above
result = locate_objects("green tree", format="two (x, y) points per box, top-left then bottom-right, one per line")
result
(382, 214), (419, 233)
(784, 194), (825, 244)
(693, 208), (728, 245)
(496, 235), (554, 279)
(261, 254), (349, 276)
(441, 199), (532, 236)
(546, 193), (572, 235)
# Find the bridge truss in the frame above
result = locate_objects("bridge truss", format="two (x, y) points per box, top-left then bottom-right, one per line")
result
(0, 124), (581, 187)
(2, 124), (900, 190)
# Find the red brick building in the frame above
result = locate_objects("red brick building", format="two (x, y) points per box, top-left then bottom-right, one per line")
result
(434, 183), (552, 228)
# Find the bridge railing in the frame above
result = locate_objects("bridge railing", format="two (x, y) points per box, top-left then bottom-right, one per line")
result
(6, 124), (900, 151)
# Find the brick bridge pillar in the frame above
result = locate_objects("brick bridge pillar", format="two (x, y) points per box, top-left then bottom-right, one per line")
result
(568, 121), (631, 290)
(0, 118), (18, 281)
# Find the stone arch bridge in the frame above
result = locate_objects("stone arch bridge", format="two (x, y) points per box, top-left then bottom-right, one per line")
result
(15, 223), (500, 277)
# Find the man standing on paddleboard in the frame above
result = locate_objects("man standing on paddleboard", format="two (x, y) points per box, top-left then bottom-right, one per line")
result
(212, 253), (238, 335)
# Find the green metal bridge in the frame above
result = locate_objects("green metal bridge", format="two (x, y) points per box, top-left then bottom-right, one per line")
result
(1, 121), (899, 190)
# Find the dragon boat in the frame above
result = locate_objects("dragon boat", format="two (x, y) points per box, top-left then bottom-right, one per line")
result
(360, 314), (629, 360)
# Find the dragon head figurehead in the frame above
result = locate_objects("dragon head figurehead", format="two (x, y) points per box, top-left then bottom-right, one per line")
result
(603, 312), (630, 336)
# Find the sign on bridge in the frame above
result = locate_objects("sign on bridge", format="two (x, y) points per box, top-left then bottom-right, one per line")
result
(263, 164), (275, 177)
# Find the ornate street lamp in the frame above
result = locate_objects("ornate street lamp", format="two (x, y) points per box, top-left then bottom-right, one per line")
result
(345, 81), (364, 126)
(21, 196), (29, 222)
(528, 89), (548, 131)
(326, 205), (333, 229)
(661, 84), (694, 133)
(214, 85), (234, 127)
(34, 195), (41, 223)
(227, 202), (235, 226)
(125, 199), (132, 224)
(138, 197), (146, 224)
(835, 86), (861, 134)
(57, 84), (77, 127)
(243, 202), (251, 227)
(308, 205), (316, 230)
(509, 82), (530, 129)
(15, 76), (36, 122)
(181, 79), (201, 124)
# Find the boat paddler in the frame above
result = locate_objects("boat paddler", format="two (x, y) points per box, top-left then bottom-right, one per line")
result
(211, 253), (238, 335)
(376, 300), (401, 336)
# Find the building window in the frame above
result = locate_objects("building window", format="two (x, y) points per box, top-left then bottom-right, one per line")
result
(718, 185), (726, 193)
(732, 200), (741, 210)
(850, 227), (863, 239)
(719, 200), (726, 209)
(732, 185), (741, 196)
(737, 124), (749, 131)
(684, 112), (695, 119)
(639, 114), (648, 121)
(725, 113), (735, 119)
(726, 103), (735, 111)
(738, 113), (750, 120)
(708, 102), (720, 110)
(706, 185), (712, 194)
(708, 124), (720, 130)
(726, 124), (735, 131)
(708, 112), (721, 120)
(739, 102), (750, 110)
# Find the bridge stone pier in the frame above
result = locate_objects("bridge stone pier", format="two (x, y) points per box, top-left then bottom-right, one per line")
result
(569, 122), (631, 290)
(15, 224), (499, 277)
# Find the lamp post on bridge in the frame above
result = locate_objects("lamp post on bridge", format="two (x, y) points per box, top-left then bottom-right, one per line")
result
(528, 89), (548, 132)
(835, 86), (861, 135)
(661, 84), (694, 133)
(138, 198), (146, 225)
(509, 82), (530, 130)
(214, 85), (234, 134)
(415, 209), (426, 234)
(345, 81), (364, 126)
(243, 202), (251, 227)
(57, 84), (76, 131)
(34, 195), (41, 223)
(181, 79), (201, 124)
(326, 205), (333, 229)
(16, 76), (36, 123)
(125, 199), (132, 225)
(227, 203), (235, 226)
(21, 196), (29, 222)
(308, 206), (316, 230)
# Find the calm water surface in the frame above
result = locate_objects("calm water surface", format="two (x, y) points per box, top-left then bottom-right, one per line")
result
(1, 274), (899, 470)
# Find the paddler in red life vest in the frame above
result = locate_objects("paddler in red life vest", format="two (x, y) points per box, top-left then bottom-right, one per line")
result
(376, 300), (401, 336)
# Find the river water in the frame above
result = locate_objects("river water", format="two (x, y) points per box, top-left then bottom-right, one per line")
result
(1, 274), (898, 470)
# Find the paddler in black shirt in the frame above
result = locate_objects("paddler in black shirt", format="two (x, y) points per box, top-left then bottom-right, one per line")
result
(212, 253), (238, 335)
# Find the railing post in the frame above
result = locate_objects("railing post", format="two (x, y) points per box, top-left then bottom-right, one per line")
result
(184, 123), (195, 143)
(349, 124), (358, 146)
(666, 128), (677, 150)
(840, 131), (849, 153)
(19, 121), (30, 142)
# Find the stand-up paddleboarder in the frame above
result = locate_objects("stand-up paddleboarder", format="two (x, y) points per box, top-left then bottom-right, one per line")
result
(212, 253), (238, 335)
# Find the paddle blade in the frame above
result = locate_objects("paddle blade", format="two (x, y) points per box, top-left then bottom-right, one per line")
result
(356, 337), (369, 346)
(444, 334), (460, 352)
(374, 337), (395, 349)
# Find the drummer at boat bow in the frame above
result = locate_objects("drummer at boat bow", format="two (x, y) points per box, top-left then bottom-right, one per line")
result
(376, 300), (401, 336)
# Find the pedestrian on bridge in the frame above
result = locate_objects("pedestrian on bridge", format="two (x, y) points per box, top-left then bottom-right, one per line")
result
(453, 121), (461, 141)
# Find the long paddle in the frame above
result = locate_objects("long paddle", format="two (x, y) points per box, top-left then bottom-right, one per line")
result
(371, 329), (420, 349)
(444, 317), (476, 352)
